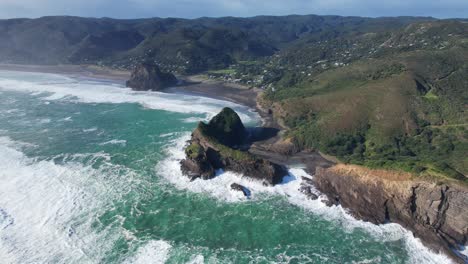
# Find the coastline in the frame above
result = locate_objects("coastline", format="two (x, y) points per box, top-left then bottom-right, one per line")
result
(0, 65), (465, 263)
(0, 64), (130, 82)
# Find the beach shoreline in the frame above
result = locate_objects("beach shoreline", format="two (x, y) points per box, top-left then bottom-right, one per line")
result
(0, 64), (332, 170)
(0, 64), (130, 82)
(1, 64), (464, 263)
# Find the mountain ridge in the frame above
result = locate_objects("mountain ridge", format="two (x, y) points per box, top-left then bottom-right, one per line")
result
(0, 14), (436, 72)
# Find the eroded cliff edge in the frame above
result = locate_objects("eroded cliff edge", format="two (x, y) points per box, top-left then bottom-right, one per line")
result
(313, 164), (468, 262)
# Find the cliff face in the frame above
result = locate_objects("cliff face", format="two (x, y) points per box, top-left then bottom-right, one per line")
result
(313, 164), (468, 262)
(181, 108), (288, 185)
(126, 62), (177, 91)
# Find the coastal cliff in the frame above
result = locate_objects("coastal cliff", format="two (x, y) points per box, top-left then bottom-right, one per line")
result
(313, 164), (468, 262)
(126, 62), (177, 91)
(180, 108), (288, 185)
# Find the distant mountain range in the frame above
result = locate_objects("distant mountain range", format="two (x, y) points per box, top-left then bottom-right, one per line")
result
(0, 14), (466, 181)
(0, 15), (435, 72)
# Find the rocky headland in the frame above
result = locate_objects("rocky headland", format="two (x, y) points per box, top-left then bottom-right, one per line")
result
(7, 65), (465, 262)
(179, 95), (467, 262)
(126, 62), (177, 91)
(313, 164), (468, 263)
(180, 107), (288, 186)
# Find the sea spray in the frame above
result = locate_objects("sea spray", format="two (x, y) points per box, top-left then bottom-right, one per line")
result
(0, 70), (456, 263)
(157, 132), (454, 264)
(0, 71), (258, 125)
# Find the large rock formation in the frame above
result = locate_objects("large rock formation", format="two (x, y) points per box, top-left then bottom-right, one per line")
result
(181, 107), (288, 185)
(313, 164), (468, 263)
(126, 62), (177, 91)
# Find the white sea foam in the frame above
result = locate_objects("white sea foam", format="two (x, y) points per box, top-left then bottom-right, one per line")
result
(83, 127), (98, 132)
(186, 255), (205, 264)
(0, 136), (138, 263)
(159, 132), (176, 138)
(124, 240), (172, 264)
(60, 116), (73, 122)
(98, 139), (127, 147)
(458, 245), (468, 258)
(0, 71), (259, 125)
(157, 134), (455, 264)
(0, 70), (455, 263)
(181, 116), (208, 123)
(462, 246), (468, 256)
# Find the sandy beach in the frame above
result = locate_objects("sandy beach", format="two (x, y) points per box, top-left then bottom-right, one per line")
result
(0, 64), (333, 171)
(0, 64), (130, 82)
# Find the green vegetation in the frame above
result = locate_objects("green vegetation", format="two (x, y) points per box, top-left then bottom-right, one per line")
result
(185, 142), (203, 159)
(423, 90), (439, 100)
(202, 107), (246, 147)
(197, 122), (254, 162)
(242, 20), (467, 182)
(1, 15), (465, 181)
(195, 107), (254, 162)
(0, 15), (429, 72)
(211, 140), (254, 162)
(271, 43), (468, 181)
(207, 69), (236, 75)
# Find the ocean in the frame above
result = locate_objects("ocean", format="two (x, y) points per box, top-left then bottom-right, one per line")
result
(0, 70), (453, 263)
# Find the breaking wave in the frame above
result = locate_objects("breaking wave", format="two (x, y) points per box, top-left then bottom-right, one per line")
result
(0, 70), (258, 125)
(0, 137), (142, 263)
(156, 133), (455, 264)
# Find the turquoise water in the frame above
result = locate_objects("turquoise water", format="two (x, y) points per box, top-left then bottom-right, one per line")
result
(0, 71), (453, 263)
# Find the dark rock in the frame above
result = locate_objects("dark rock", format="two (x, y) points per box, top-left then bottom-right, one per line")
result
(180, 108), (287, 185)
(301, 176), (314, 184)
(201, 107), (247, 147)
(126, 62), (177, 91)
(299, 184), (312, 194)
(308, 191), (319, 200)
(231, 183), (251, 197)
(180, 142), (215, 180)
(323, 199), (335, 207)
(299, 184), (319, 200)
(313, 166), (468, 263)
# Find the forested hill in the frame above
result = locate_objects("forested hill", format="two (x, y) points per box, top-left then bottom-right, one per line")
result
(1, 14), (466, 182)
(0, 15), (432, 72)
(259, 20), (468, 182)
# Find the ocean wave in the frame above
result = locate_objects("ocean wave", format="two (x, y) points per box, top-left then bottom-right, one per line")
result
(0, 72), (259, 125)
(0, 136), (141, 263)
(180, 116), (208, 123)
(156, 134), (455, 264)
(98, 139), (127, 147)
(83, 127), (98, 132)
(60, 116), (73, 122)
(123, 240), (172, 264)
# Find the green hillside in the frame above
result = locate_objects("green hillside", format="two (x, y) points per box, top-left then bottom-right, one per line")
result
(0, 15), (431, 73)
(262, 21), (468, 181)
(0, 15), (466, 181)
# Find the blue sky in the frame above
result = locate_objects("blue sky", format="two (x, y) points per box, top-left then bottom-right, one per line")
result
(0, 0), (467, 19)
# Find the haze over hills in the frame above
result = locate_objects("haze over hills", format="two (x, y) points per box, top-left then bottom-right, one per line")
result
(0, 15), (434, 71)
(0, 14), (466, 181)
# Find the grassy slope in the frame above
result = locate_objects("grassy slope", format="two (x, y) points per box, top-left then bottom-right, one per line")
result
(265, 35), (468, 182)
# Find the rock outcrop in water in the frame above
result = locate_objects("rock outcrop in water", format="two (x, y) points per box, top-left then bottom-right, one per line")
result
(126, 62), (177, 91)
(313, 164), (468, 263)
(181, 107), (288, 185)
(231, 183), (250, 197)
